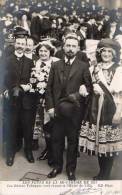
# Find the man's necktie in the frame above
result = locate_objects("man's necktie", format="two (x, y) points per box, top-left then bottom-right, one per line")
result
(66, 58), (71, 66)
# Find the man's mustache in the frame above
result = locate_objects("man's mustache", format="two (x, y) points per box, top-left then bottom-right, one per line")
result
(25, 48), (31, 52)
(16, 47), (24, 50)
(67, 51), (74, 54)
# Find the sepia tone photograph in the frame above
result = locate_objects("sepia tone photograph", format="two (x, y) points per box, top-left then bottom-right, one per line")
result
(0, 1), (122, 189)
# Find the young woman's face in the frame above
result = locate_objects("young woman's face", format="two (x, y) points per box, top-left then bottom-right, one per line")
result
(101, 47), (114, 63)
(38, 46), (50, 61)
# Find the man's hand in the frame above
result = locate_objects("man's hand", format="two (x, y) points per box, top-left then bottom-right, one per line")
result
(48, 108), (55, 118)
(3, 90), (9, 99)
(79, 85), (89, 97)
(20, 84), (32, 92)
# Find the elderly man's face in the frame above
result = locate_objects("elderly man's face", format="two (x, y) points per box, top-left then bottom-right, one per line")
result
(15, 38), (26, 54)
(63, 38), (79, 58)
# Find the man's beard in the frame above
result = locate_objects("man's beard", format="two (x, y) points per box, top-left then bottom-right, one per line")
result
(65, 51), (75, 59)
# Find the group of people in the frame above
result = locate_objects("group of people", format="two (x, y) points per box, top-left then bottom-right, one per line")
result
(1, 0), (122, 181)
(1, 0), (122, 48)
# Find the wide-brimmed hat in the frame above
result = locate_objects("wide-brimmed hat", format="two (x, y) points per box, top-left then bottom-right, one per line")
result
(97, 38), (121, 52)
(56, 93), (80, 119)
(96, 38), (121, 63)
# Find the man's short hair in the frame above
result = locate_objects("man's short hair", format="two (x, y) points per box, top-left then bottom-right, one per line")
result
(63, 33), (80, 45)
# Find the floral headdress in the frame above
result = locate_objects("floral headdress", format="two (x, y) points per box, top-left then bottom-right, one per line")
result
(36, 40), (56, 56)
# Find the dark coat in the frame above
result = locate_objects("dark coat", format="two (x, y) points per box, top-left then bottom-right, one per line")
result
(4, 54), (37, 109)
(45, 57), (92, 111)
(30, 16), (42, 42)
(102, 23), (122, 39)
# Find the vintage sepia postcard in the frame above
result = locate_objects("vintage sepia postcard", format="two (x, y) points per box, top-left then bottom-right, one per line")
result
(0, 0), (122, 194)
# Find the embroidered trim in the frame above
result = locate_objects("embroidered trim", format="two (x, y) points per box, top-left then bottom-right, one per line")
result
(79, 122), (122, 155)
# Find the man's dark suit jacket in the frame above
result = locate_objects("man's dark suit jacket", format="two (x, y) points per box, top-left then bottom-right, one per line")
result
(45, 56), (92, 111)
(4, 54), (37, 109)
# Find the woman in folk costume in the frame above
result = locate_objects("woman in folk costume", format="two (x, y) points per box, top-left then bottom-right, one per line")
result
(30, 40), (59, 166)
(79, 38), (122, 180)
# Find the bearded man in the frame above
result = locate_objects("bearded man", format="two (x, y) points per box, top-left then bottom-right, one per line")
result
(45, 33), (92, 180)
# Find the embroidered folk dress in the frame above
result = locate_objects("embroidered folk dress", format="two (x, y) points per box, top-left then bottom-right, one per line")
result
(79, 63), (122, 156)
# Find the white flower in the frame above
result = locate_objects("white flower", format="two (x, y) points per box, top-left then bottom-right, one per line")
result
(37, 82), (46, 89)
(39, 88), (45, 95)
(36, 73), (45, 81)
(30, 78), (37, 83)
(43, 66), (50, 72)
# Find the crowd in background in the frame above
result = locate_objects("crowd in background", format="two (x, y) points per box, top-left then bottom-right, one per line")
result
(1, 0), (122, 181)
(0, 0), (122, 55)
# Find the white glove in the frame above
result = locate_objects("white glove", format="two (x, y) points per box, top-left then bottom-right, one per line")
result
(79, 85), (89, 97)
(48, 108), (55, 118)
(20, 84), (32, 92)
